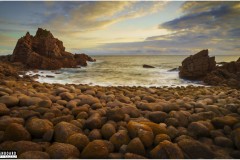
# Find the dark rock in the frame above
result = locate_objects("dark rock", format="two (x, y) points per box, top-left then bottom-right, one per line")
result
(11, 28), (95, 70)
(143, 64), (155, 68)
(179, 49), (216, 79)
(101, 123), (116, 140)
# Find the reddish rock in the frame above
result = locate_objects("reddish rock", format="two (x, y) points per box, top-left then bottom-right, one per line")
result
(11, 28), (95, 70)
(179, 49), (216, 79)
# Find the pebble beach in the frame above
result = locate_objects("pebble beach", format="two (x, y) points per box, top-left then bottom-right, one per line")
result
(0, 76), (240, 159)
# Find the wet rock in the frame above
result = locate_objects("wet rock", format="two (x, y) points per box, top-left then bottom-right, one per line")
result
(26, 118), (53, 138)
(3, 123), (31, 141)
(101, 123), (116, 140)
(150, 140), (184, 159)
(177, 139), (214, 158)
(110, 130), (130, 151)
(81, 140), (109, 158)
(126, 137), (145, 156)
(46, 142), (80, 159)
(0, 103), (10, 115)
(19, 151), (50, 159)
(54, 121), (81, 143)
(0, 96), (19, 107)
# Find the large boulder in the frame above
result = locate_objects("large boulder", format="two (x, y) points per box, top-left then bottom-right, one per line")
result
(10, 28), (95, 70)
(179, 49), (216, 79)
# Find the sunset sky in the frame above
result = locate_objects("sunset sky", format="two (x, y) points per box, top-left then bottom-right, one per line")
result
(0, 1), (239, 55)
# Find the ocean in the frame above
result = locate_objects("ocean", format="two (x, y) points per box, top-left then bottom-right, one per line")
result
(26, 55), (239, 87)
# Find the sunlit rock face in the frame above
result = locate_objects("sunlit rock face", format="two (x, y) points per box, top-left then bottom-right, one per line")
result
(11, 28), (95, 70)
(179, 49), (216, 80)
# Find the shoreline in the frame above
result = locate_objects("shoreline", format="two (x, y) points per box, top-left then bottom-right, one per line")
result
(0, 62), (240, 158)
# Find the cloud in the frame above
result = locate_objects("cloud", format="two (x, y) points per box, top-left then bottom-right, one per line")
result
(44, 1), (167, 33)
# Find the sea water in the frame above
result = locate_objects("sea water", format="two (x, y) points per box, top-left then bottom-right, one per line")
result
(25, 55), (239, 87)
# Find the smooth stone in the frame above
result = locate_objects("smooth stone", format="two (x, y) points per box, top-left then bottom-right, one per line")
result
(19, 151), (50, 159)
(81, 140), (109, 158)
(67, 133), (89, 151)
(150, 140), (184, 159)
(46, 142), (80, 159)
(3, 123), (31, 141)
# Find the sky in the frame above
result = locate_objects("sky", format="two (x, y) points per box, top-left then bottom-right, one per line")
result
(0, 1), (239, 55)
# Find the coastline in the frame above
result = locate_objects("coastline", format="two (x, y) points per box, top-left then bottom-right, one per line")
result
(0, 61), (239, 158)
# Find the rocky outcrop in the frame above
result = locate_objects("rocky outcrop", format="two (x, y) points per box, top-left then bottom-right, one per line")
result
(143, 64), (155, 68)
(179, 49), (216, 79)
(203, 59), (240, 88)
(179, 49), (240, 89)
(10, 28), (95, 70)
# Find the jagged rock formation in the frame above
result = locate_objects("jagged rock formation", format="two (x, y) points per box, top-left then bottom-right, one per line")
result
(204, 59), (240, 88)
(179, 49), (216, 79)
(179, 49), (240, 89)
(10, 28), (95, 70)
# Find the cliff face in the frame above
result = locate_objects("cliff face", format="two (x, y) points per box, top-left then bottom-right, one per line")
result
(11, 28), (95, 70)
